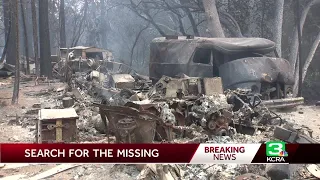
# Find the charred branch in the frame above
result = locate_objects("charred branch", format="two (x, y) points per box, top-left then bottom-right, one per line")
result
(130, 23), (150, 67)
(219, 12), (243, 37)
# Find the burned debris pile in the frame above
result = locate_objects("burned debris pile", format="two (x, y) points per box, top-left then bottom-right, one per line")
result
(85, 74), (285, 144)
(51, 66), (316, 179)
(25, 55), (312, 146)
(8, 47), (318, 180)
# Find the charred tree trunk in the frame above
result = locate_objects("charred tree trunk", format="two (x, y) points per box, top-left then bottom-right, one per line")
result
(2, 0), (10, 38)
(248, 0), (260, 37)
(274, 0), (284, 57)
(20, 0), (30, 75)
(202, 0), (225, 37)
(0, 17), (11, 63)
(302, 31), (320, 82)
(290, 0), (320, 69)
(39, 0), (52, 78)
(100, 0), (108, 49)
(220, 12), (243, 37)
(297, 0), (303, 97)
(31, 0), (40, 76)
(71, 0), (88, 47)
(261, 0), (266, 37)
(59, 0), (66, 48)
(130, 23), (150, 67)
(128, 0), (166, 37)
(179, 0), (199, 36)
(290, 0), (320, 96)
(3, 0), (18, 65)
(186, 10), (199, 36)
(12, 0), (20, 105)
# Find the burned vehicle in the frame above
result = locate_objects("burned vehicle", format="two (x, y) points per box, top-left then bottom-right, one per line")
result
(149, 36), (304, 108)
(56, 46), (114, 74)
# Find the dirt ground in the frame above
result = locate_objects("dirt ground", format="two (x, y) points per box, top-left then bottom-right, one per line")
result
(0, 77), (320, 179)
(277, 106), (320, 139)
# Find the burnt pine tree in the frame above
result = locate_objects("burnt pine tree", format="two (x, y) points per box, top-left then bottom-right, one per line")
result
(39, 0), (52, 78)
(2, 0), (18, 65)
(2, 0), (10, 39)
(100, 0), (107, 49)
(20, 0), (30, 74)
(59, 0), (66, 48)
(0, 9), (11, 63)
(202, 0), (225, 38)
(12, 0), (20, 105)
(31, 0), (40, 77)
(2, 0), (10, 63)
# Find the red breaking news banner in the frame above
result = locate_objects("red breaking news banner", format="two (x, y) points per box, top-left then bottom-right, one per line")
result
(0, 143), (319, 163)
(0, 144), (199, 163)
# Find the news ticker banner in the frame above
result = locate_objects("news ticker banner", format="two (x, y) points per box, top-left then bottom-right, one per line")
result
(0, 142), (317, 164)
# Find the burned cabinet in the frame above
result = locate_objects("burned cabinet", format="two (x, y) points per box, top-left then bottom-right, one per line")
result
(37, 109), (78, 143)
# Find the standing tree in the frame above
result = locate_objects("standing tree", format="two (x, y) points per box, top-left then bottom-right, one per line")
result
(39, 0), (52, 78)
(31, 0), (40, 77)
(2, 0), (10, 39)
(290, 0), (320, 70)
(100, 0), (108, 49)
(3, 0), (18, 65)
(12, 0), (20, 104)
(274, 0), (284, 57)
(70, 0), (89, 47)
(130, 22), (150, 67)
(20, 0), (30, 74)
(59, 0), (66, 48)
(202, 0), (225, 37)
(0, 12), (11, 63)
(290, 0), (320, 96)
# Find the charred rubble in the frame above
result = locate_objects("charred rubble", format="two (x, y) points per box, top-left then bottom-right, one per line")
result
(10, 57), (318, 179)
(60, 64), (317, 179)
(49, 70), (284, 149)
(48, 57), (314, 145)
